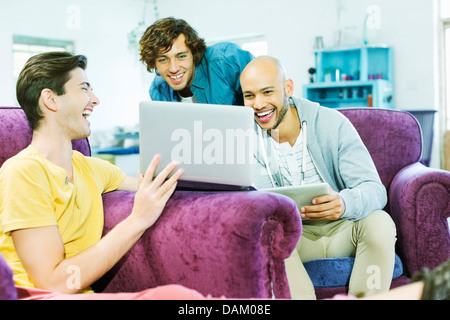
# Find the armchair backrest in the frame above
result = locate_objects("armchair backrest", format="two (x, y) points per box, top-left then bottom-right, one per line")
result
(0, 107), (91, 167)
(338, 108), (422, 189)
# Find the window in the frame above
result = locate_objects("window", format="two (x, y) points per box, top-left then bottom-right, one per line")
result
(12, 35), (74, 79)
(207, 33), (268, 57)
(240, 39), (268, 57)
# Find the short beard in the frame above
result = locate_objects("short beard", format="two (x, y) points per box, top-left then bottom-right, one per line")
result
(270, 94), (290, 131)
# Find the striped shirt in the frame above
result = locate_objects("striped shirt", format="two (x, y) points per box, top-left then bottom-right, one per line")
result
(270, 130), (323, 187)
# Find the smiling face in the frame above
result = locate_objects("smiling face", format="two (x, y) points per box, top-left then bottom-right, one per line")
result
(55, 67), (99, 140)
(155, 34), (195, 97)
(240, 57), (293, 132)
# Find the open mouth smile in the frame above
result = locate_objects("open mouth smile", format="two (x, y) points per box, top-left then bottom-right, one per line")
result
(255, 109), (275, 123)
(82, 107), (93, 125)
(169, 73), (184, 83)
(82, 107), (93, 118)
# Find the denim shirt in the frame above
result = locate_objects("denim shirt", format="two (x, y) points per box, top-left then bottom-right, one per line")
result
(149, 42), (254, 106)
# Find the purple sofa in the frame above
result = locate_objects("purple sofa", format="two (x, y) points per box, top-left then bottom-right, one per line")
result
(309, 108), (450, 299)
(0, 106), (301, 300)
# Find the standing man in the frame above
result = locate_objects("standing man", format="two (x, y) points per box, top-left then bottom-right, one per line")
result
(0, 51), (210, 300)
(240, 56), (397, 299)
(139, 17), (254, 105)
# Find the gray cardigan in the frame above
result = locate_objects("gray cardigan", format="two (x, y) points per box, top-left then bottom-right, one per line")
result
(252, 96), (387, 221)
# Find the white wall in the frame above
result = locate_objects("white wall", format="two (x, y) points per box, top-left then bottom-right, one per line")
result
(0, 0), (441, 166)
(155, 0), (338, 90)
(154, 0), (440, 167)
(153, 0), (437, 110)
(0, 0), (155, 130)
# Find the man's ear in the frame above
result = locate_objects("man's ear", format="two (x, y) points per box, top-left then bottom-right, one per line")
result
(284, 79), (295, 98)
(40, 88), (58, 112)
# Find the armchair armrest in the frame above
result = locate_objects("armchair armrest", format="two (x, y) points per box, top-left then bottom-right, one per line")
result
(94, 190), (301, 299)
(389, 162), (450, 275)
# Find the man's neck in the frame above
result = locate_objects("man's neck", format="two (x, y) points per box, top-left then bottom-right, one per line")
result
(31, 129), (74, 182)
(179, 93), (196, 103)
(178, 86), (193, 98)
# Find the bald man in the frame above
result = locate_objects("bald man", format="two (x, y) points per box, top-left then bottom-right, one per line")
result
(240, 56), (397, 299)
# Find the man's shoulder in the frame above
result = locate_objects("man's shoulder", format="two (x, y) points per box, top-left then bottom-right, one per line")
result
(72, 150), (110, 168)
(204, 42), (252, 61)
(2, 146), (40, 166)
(293, 97), (351, 138)
(295, 97), (345, 119)
(207, 41), (241, 53)
(0, 147), (49, 182)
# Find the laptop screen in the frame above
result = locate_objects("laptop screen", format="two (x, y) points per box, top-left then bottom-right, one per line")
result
(139, 101), (255, 190)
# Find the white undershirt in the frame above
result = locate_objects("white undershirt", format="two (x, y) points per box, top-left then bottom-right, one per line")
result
(270, 130), (323, 186)
(179, 95), (196, 103)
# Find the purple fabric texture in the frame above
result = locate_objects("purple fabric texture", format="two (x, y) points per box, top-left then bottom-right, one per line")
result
(0, 106), (301, 299)
(316, 108), (450, 298)
(0, 107), (90, 160)
(0, 253), (17, 300)
(389, 163), (450, 274)
(339, 109), (450, 272)
(338, 108), (422, 192)
(94, 190), (300, 298)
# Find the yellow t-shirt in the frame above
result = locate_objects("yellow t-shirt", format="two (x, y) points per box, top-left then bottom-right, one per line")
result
(0, 145), (126, 289)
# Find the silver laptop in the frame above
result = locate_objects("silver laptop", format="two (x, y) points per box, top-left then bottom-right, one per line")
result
(139, 101), (255, 191)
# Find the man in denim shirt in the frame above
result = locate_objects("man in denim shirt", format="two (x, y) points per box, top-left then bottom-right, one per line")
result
(139, 17), (254, 105)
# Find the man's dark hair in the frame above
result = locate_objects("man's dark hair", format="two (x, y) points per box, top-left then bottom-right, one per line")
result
(16, 51), (87, 130)
(139, 17), (207, 73)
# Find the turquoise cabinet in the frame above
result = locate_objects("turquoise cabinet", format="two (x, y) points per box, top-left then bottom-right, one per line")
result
(303, 45), (394, 109)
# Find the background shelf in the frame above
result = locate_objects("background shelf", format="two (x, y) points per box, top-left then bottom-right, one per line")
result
(303, 45), (394, 109)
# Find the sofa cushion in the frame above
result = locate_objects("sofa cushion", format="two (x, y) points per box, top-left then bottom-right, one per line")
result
(304, 254), (403, 288)
(0, 253), (17, 300)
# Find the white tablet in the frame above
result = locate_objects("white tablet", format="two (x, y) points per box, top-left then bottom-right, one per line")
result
(262, 182), (330, 209)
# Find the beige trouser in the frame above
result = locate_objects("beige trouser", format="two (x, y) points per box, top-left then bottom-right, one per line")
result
(285, 210), (397, 299)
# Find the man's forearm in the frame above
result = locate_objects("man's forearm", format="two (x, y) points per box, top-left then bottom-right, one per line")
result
(51, 215), (147, 293)
(12, 215), (146, 294)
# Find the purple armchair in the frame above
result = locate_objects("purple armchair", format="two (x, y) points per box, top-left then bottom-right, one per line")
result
(309, 108), (450, 299)
(0, 106), (301, 300)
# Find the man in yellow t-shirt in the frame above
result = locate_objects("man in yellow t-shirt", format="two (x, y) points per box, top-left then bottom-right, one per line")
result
(0, 147), (125, 289)
(0, 52), (186, 297)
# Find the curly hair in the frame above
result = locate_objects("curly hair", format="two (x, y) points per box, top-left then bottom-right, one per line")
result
(139, 17), (207, 73)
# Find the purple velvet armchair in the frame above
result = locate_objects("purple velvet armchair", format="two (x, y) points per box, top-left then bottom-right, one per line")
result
(0, 106), (301, 300)
(309, 108), (450, 299)
(340, 108), (449, 273)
